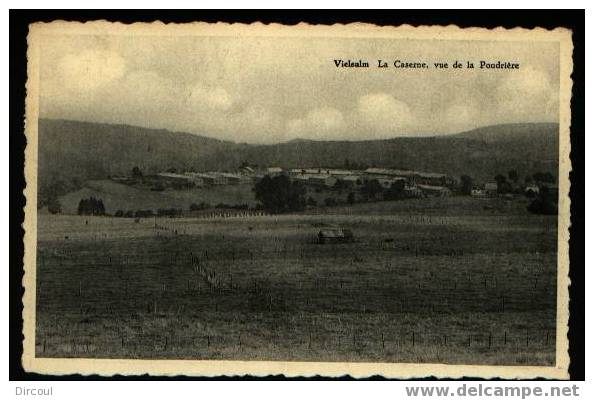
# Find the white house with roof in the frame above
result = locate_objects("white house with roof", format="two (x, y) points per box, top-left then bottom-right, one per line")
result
(417, 184), (452, 197)
(307, 174), (338, 187)
(339, 175), (363, 188)
(266, 167), (284, 176)
(190, 172), (227, 185)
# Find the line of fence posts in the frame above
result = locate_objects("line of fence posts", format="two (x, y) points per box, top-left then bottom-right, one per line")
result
(39, 327), (555, 357)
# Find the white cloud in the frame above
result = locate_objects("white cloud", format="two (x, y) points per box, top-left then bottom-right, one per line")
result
(187, 83), (234, 111)
(286, 107), (345, 140)
(38, 35), (560, 143)
(495, 65), (558, 122)
(58, 50), (126, 92)
(357, 93), (413, 135)
(442, 103), (480, 132)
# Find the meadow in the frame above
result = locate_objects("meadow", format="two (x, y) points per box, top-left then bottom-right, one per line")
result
(35, 196), (558, 366)
(58, 180), (258, 214)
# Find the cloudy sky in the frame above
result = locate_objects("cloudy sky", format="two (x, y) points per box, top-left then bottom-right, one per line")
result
(38, 33), (560, 143)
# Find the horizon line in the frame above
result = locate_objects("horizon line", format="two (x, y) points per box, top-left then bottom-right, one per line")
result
(38, 117), (560, 145)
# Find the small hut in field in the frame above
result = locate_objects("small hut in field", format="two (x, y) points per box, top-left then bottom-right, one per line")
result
(318, 228), (354, 244)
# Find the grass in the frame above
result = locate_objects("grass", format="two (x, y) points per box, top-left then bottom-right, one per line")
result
(57, 179), (258, 214)
(35, 196), (557, 365)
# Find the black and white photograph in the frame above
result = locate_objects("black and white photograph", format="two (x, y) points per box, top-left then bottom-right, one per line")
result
(20, 21), (573, 379)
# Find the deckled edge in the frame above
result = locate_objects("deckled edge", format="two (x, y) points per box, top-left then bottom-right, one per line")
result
(21, 21), (573, 380)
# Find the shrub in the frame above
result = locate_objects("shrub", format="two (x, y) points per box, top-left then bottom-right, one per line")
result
(253, 175), (306, 213)
(324, 197), (337, 207)
(77, 197), (106, 216)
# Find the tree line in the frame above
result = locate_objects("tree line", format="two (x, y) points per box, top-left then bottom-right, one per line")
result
(77, 197), (106, 216)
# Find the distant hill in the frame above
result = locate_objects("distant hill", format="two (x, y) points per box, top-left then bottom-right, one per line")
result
(240, 122), (559, 180)
(454, 122), (559, 143)
(36, 119), (559, 206)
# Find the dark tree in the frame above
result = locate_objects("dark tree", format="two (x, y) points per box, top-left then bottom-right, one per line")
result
(494, 174), (507, 185)
(307, 196), (317, 207)
(384, 180), (405, 200)
(253, 175), (306, 213)
(508, 169), (519, 183)
(324, 197), (337, 207)
(527, 186), (558, 215)
(361, 179), (383, 201)
(47, 197), (62, 214)
(333, 179), (349, 190)
(347, 192), (356, 205)
(494, 174), (511, 194)
(460, 175), (473, 196)
(532, 171), (556, 184)
(77, 197), (106, 216)
(131, 166), (143, 178)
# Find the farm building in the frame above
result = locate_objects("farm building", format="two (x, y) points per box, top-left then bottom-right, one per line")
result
(525, 185), (540, 195)
(377, 177), (407, 189)
(266, 167), (284, 176)
(292, 174), (312, 184)
(318, 228), (354, 244)
(308, 174), (338, 188)
(157, 172), (194, 184)
(290, 168), (357, 178)
(218, 173), (243, 185)
(327, 169), (356, 176)
(181, 172), (206, 186)
(416, 172), (454, 186)
(157, 172), (188, 181)
(364, 168), (454, 187)
(191, 173), (227, 185)
(417, 184), (452, 197)
(365, 167), (416, 179)
(404, 185), (423, 198)
(292, 168), (327, 175)
(339, 175), (363, 188)
(471, 188), (488, 198)
(289, 168), (308, 176)
(484, 182), (498, 197)
(153, 172), (199, 189)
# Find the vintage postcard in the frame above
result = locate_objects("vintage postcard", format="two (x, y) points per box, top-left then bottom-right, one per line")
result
(22, 21), (573, 378)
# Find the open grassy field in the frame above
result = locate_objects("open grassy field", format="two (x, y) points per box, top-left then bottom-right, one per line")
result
(35, 196), (557, 365)
(58, 179), (258, 214)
